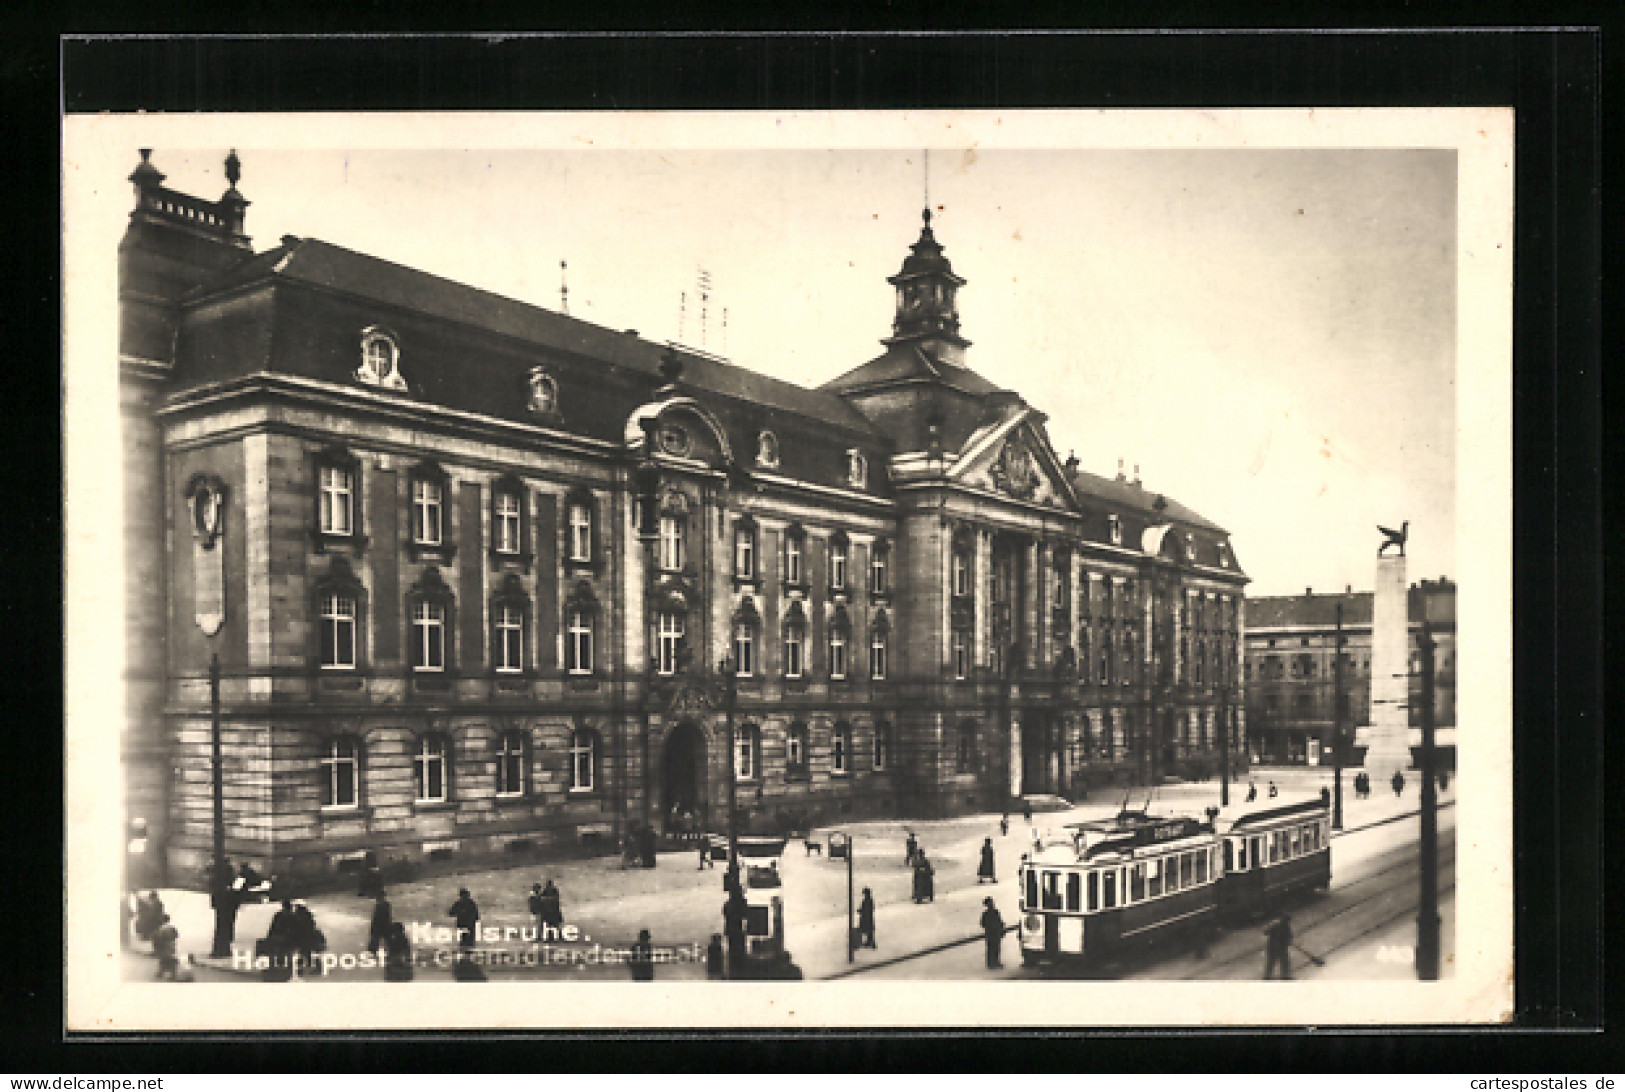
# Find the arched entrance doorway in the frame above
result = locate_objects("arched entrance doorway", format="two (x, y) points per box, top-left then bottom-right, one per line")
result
(1021, 714), (1055, 796)
(661, 721), (708, 835)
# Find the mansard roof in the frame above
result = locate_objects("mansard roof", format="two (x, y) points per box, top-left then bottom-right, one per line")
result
(1245, 592), (1375, 631)
(185, 236), (882, 439)
(819, 342), (1006, 399)
(1067, 464), (1226, 534)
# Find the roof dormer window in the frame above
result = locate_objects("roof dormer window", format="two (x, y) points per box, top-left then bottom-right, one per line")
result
(847, 449), (868, 489)
(356, 328), (408, 392)
(1108, 514), (1122, 546)
(756, 430), (780, 469)
(1185, 532), (1196, 561)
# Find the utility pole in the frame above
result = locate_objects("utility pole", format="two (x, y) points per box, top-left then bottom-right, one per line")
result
(1332, 603), (1345, 830)
(846, 832), (855, 963)
(1416, 624), (1440, 980)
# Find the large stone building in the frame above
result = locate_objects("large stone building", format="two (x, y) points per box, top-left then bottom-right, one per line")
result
(1242, 580), (1456, 767)
(120, 151), (1249, 885)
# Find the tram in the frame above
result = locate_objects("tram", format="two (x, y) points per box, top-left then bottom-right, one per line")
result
(735, 836), (789, 958)
(1017, 810), (1222, 968)
(1214, 796), (1331, 919)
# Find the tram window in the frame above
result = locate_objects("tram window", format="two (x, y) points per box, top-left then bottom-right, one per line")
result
(1066, 872), (1081, 912)
(1025, 868), (1038, 910)
(1129, 863), (1146, 902)
(1181, 853), (1194, 887)
(1252, 837), (1263, 867)
(1223, 841), (1234, 872)
(1102, 870), (1118, 909)
(1269, 833), (1280, 864)
(1291, 827), (1301, 856)
(1087, 871), (1100, 911)
(1213, 847), (1221, 876)
(1167, 858), (1180, 894)
(1042, 871), (1064, 910)
(1147, 858), (1163, 897)
(1196, 850), (1208, 884)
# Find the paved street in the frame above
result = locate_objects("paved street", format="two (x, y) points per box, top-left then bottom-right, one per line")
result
(121, 765), (1453, 983)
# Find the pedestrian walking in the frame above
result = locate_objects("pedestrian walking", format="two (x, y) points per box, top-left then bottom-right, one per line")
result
(904, 831), (918, 867)
(357, 850), (385, 899)
(135, 890), (164, 948)
(540, 879), (563, 935)
(977, 837), (997, 884)
(1246, 781), (1257, 803)
(367, 893), (392, 956)
(208, 856), (243, 958)
(384, 921), (413, 981)
(706, 934), (725, 979)
(1022, 800), (1033, 824)
(857, 887), (877, 948)
(449, 887), (480, 949)
(153, 914), (180, 980)
(999, 813), (1010, 837)
(699, 839), (714, 870)
(1438, 771), (1449, 792)
(912, 851), (935, 903)
(980, 898), (1005, 970)
(1262, 912), (1293, 980)
(291, 900), (324, 975)
(1320, 786), (1331, 808)
(629, 929), (655, 981)
(1267, 780), (1278, 798)
(1391, 770), (1405, 797)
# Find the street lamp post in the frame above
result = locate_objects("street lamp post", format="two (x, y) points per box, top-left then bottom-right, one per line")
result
(845, 830), (855, 964)
(1332, 603), (1345, 831)
(1218, 679), (1230, 807)
(1416, 624), (1440, 980)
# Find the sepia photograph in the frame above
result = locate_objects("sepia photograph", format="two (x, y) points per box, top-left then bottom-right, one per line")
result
(63, 108), (1514, 1029)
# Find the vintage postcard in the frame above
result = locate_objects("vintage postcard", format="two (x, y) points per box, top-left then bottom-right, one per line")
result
(64, 108), (1513, 1029)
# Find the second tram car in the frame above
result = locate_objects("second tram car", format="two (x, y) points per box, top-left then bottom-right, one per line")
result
(1214, 797), (1331, 919)
(1017, 811), (1222, 968)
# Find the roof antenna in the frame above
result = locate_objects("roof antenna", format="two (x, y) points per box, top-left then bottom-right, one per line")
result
(722, 307), (729, 357)
(697, 267), (712, 349)
(678, 291), (687, 343)
(923, 148), (930, 213)
(559, 260), (569, 316)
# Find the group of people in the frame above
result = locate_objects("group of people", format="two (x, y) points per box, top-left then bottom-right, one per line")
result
(128, 890), (181, 980)
(1242, 780), (1281, 803)
(261, 897), (327, 979)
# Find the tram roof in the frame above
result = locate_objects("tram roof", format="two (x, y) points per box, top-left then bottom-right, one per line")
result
(1050, 810), (1214, 863)
(1215, 796), (1328, 832)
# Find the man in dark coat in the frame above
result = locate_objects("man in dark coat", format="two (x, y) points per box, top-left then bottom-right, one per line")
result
(723, 878), (749, 977)
(290, 900), (323, 975)
(1246, 781), (1258, 803)
(1267, 780), (1278, 798)
(706, 934), (725, 979)
(1320, 786), (1331, 808)
(1391, 770), (1405, 797)
(1263, 912), (1293, 979)
(999, 813), (1010, 837)
(629, 929), (655, 981)
(977, 838), (997, 884)
(980, 898), (1006, 970)
(384, 921), (413, 981)
(539, 879), (563, 934)
(449, 888), (480, 949)
(857, 887), (877, 949)
(912, 851), (934, 903)
(904, 831), (918, 867)
(528, 883), (546, 936)
(1022, 800), (1033, 824)
(208, 857), (242, 958)
(152, 914), (180, 980)
(135, 890), (164, 947)
(367, 894), (392, 956)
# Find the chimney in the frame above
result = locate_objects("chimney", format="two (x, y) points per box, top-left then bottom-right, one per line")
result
(1345, 584), (1352, 594)
(1305, 587), (1313, 597)
(1064, 450), (1079, 474)
(1115, 458), (1126, 482)
(1132, 463), (1141, 487)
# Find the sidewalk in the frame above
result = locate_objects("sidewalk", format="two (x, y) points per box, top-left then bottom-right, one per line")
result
(128, 769), (1452, 981)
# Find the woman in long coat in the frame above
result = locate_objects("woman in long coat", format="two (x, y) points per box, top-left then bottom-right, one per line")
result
(912, 852), (935, 903)
(857, 888), (877, 948)
(977, 838), (997, 884)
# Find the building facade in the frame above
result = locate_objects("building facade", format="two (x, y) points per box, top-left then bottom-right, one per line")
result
(120, 152), (1250, 885)
(1242, 580), (1456, 766)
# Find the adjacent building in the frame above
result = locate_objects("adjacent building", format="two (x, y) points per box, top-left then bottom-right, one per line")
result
(120, 151), (1250, 885)
(1242, 580), (1456, 767)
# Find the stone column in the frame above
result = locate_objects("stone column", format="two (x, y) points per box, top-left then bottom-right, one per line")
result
(1361, 553), (1413, 773)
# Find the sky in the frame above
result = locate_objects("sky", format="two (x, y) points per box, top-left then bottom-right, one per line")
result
(143, 144), (1456, 598)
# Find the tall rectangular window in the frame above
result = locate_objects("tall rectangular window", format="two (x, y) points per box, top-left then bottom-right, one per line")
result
(413, 736), (447, 802)
(952, 630), (970, 680)
(494, 491), (521, 554)
(870, 632), (887, 680)
(320, 465), (354, 535)
(570, 730), (595, 792)
(734, 728), (756, 781)
(784, 626), (804, 679)
(411, 479), (443, 545)
(656, 612), (683, 676)
(873, 726), (887, 771)
(496, 604), (524, 673)
(412, 601), (445, 672)
(658, 514), (683, 571)
(830, 543), (848, 591)
(733, 622), (754, 677)
(829, 630), (848, 680)
(320, 594), (357, 669)
(734, 527), (755, 578)
(785, 536), (803, 585)
(496, 731), (525, 797)
(952, 551), (971, 597)
(870, 549), (888, 594)
(567, 610), (594, 674)
(568, 501), (592, 562)
(832, 727), (849, 775)
(321, 738), (359, 808)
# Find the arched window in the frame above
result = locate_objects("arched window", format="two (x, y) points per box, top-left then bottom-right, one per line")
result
(496, 729), (527, 797)
(569, 728), (597, 792)
(408, 569), (455, 674)
(870, 538), (890, 595)
(873, 722), (890, 772)
(490, 574), (529, 675)
(414, 734), (449, 802)
(356, 327), (407, 391)
(828, 607), (850, 680)
(321, 736), (361, 809)
(756, 430), (780, 469)
(783, 602), (806, 679)
(832, 722), (852, 775)
(734, 724), (760, 781)
(956, 722), (976, 774)
(320, 592), (358, 670)
(787, 721), (809, 775)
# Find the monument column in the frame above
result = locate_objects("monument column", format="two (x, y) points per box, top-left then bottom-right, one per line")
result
(1363, 544), (1413, 776)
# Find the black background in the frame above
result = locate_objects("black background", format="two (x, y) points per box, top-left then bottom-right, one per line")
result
(12, 7), (1610, 1075)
